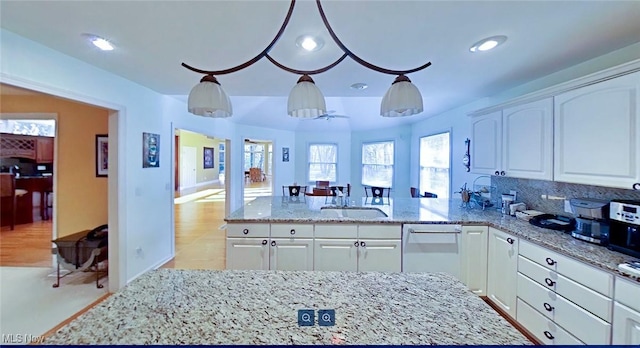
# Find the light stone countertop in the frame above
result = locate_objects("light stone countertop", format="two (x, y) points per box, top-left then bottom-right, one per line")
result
(226, 196), (640, 281)
(44, 269), (532, 345)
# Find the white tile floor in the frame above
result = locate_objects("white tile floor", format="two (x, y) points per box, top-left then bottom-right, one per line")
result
(0, 267), (108, 344)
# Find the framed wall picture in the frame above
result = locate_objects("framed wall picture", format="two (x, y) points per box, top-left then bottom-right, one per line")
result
(203, 147), (214, 169)
(95, 134), (108, 177)
(142, 132), (160, 168)
(282, 147), (290, 162)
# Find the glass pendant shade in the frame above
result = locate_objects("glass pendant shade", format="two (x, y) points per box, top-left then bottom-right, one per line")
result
(287, 75), (327, 118)
(380, 75), (423, 117)
(187, 75), (232, 118)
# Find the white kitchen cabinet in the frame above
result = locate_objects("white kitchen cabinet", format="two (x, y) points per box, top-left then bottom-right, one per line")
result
(486, 227), (518, 318)
(314, 224), (401, 272)
(226, 237), (269, 270)
(460, 225), (488, 295)
(357, 239), (401, 272)
(269, 238), (314, 271)
(502, 98), (554, 180)
(612, 276), (640, 345)
(470, 111), (502, 175)
(554, 71), (640, 189)
(517, 298), (584, 345)
(470, 98), (553, 180)
(612, 302), (640, 345)
(314, 238), (358, 271)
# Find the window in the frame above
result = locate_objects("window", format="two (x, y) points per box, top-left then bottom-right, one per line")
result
(308, 143), (337, 182)
(244, 143), (264, 171)
(362, 141), (394, 187)
(218, 143), (225, 172)
(419, 132), (450, 198)
(0, 119), (55, 137)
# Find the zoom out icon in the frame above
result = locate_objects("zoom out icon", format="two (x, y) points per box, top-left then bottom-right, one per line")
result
(297, 309), (315, 326)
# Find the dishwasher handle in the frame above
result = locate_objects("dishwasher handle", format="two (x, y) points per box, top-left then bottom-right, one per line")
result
(407, 225), (461, 234)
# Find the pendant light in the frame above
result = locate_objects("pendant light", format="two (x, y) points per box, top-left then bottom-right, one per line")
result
(187, 75), (232, 118)
(182, 0), (431, 119)
(380, 75), (423, 117)
(287, 75), (327, 118)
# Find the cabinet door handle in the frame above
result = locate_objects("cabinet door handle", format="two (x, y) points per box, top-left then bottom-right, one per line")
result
(633, 183), (640, 190)
(543, 331), (554, 340)
(270, 240), (276, 246)
(545, 257), (556, 266)
(545, 278), (556, 287)
(500, 171), (506, 176)
(360, 241), (366, 247)
(290, 229), (296, 235)
(243, 228), (249, 235)
(354, 241), (359, 247)
(261, 239), (268, 245)
(494, 171), (500, 176)
(506, 237), (514, 244)
(543, 303), (554, 312)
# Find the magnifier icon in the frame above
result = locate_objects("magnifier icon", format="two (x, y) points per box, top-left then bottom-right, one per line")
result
(321, 313), (331, 322)
(301, 313), (311, 322)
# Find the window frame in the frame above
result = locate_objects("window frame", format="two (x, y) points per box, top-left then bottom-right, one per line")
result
(361, 140), (395, 188)
(307, 143), (338, 183)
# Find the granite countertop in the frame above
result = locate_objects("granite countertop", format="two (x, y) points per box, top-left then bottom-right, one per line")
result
(226, 196), (640, 281)
(44, 269), (531, 345)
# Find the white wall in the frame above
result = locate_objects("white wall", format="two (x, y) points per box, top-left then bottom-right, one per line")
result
(351, 125), (412, 198)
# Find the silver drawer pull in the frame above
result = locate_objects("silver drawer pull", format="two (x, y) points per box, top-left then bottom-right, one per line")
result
(543, 303), (554, 312)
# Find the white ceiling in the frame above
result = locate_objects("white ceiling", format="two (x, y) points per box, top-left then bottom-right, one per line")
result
(1, 1), (640, 132)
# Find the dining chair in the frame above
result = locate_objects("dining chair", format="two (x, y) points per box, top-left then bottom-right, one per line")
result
(315, 180), (330, 188)
(370, 186), (390, 198)
(410, 187), (421, 198)
(423, 191), (438, 198)
(283, 185), (306, 196)
(0, 173), (28, 230)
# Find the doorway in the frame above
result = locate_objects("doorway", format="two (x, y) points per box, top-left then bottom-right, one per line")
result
(243, 138), (273, 201)
(168, 129), (229, 270)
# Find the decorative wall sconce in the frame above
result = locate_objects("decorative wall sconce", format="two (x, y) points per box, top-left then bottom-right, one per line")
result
(183, 0), (431, 119)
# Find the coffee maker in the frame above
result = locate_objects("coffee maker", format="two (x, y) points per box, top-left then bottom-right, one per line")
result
(569, 198), (610, 245)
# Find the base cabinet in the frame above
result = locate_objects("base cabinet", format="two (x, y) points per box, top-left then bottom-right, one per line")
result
(486, 227), (518, 318)
(612, 302), (640, 345)
(517, 298), (584, 345)
(313, 238), (358, 271)
(357, 239), (401, 272)
(270, 238), (314, 271)
(460, 225), (488, 295)
(226, 237), (269, 270)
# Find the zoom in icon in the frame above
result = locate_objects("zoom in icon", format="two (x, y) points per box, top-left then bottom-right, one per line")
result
(297, 309), (315, 326)
(318, 309), (335, 326)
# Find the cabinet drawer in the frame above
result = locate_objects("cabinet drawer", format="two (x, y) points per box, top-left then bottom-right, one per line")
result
(314, 224), (358, 238)
(518, 256), (612, 322)
(518, 273), (611, 344)
(359, 224), (401, 239)
(517, 298), (584, 345)
(270, 224), (314, 238)
(227, 223), (270, 237)
(615, 277), (640, 313)
(519, 240), (613, 296)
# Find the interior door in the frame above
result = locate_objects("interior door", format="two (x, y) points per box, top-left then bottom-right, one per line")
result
(180, 146), (197, 190)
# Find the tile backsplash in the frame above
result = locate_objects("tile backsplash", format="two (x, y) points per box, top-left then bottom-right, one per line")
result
(492, 176), (640, 216)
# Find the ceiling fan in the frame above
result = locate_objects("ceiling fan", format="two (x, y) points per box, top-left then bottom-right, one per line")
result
(307, 110), (350, 121)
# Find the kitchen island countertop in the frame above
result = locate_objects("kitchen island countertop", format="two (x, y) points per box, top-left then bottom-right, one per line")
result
(226, 196), (638, 281)
(45, 269), (532, 345)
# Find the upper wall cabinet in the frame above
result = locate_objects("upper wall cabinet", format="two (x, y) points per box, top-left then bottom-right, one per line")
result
(471, 97), (553, 180)
(554, 71), (640, 189)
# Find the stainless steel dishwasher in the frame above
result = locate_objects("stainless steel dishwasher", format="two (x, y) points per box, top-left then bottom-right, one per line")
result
(402, 224), (461, 276)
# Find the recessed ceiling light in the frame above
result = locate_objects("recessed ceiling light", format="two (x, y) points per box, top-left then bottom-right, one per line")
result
(296, 35), (324, 52)
(350, 83), (368, 90)
(469, 35), (507, 53)
(82, 34), (114, 51)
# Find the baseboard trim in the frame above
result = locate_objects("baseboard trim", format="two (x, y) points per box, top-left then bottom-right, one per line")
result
(481, 296), (541, 345)
(179, 179), (220, 192)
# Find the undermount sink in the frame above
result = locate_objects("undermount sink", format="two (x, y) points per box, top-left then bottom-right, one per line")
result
(320, 207), (388, 219)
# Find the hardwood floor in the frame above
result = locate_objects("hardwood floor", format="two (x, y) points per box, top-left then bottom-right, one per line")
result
(0, 178), (272, 270)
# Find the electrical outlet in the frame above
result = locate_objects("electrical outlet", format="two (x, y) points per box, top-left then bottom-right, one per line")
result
(564, 200), (572, 214)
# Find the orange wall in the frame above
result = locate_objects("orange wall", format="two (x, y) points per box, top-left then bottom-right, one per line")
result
(1, 94), (109, 236)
